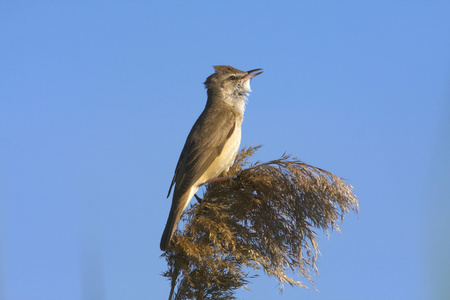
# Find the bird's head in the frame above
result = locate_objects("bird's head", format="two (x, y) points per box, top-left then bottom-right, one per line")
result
(204, 66), (263, 109)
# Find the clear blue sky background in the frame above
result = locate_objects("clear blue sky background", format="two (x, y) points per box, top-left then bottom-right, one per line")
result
(1, 2), (449, 300)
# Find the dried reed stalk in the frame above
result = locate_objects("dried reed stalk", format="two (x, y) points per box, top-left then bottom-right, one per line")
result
(162, 146), (358, 300)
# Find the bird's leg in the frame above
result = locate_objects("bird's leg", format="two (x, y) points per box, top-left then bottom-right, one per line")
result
(204, 175), (234, 184)
(197, 173), (242, 204)
(194, 194), (203, 204)
(205, 169), (245, 184)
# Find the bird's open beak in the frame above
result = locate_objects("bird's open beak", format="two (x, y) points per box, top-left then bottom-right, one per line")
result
(240, 68), (263, 81)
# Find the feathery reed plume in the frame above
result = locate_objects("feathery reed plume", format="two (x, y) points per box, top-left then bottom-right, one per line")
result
(162, 146), (358, 300)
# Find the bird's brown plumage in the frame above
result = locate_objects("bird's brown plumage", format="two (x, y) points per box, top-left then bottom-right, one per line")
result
(160, 66), (262, 251)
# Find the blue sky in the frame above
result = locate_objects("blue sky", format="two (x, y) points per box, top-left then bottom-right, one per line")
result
(1, 2), (449, 300)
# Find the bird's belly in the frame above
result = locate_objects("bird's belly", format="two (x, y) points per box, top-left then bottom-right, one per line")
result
(199, 125), (241, 183)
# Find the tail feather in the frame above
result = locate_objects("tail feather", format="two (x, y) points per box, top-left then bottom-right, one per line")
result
(160, 192), (190, 251)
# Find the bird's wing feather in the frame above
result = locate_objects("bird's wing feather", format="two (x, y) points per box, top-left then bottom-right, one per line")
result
(167, 106), (237, 198)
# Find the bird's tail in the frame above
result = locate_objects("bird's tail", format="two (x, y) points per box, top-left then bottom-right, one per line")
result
(160, 192), (190, 251)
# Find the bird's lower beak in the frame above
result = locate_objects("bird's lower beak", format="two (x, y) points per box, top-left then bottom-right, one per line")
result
(240, 68), (263, 81)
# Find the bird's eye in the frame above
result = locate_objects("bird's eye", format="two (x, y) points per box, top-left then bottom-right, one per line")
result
(229, 75), (236, 81)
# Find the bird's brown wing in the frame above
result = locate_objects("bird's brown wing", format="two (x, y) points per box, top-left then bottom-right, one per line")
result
(167, 105), (237, 198)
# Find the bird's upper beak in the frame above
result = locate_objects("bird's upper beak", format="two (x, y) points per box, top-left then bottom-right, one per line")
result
(240, 68), (263, 81)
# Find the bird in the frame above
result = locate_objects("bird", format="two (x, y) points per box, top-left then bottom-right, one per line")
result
(160, 65), (263, 251)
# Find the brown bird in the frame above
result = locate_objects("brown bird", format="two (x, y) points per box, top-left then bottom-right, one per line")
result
(160, 65), (263, 251)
